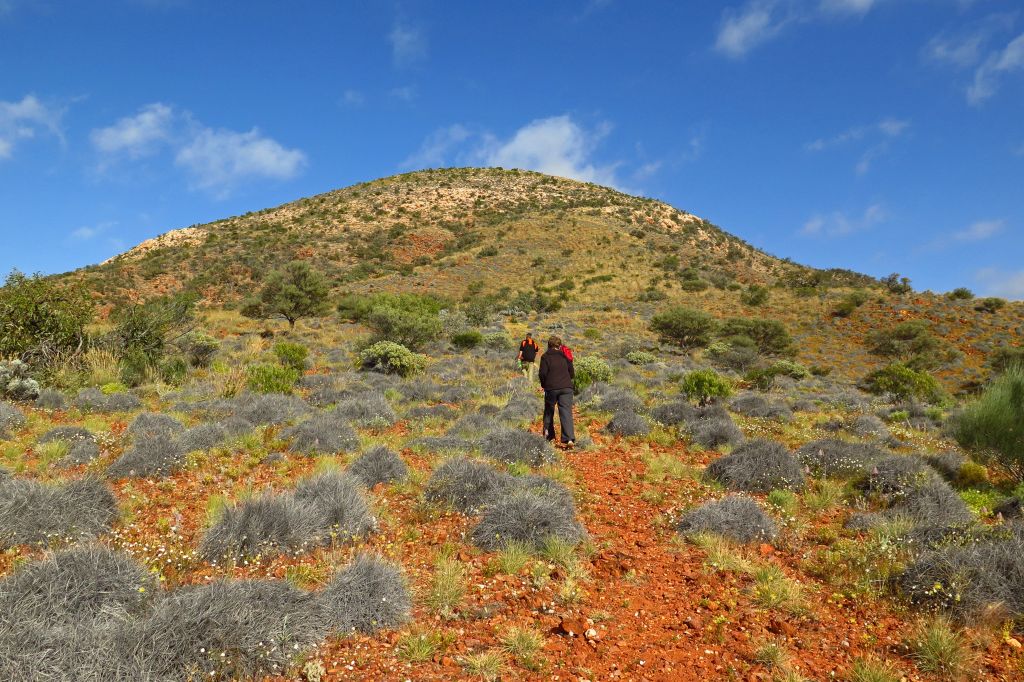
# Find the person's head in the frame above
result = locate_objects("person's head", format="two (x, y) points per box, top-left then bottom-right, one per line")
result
(548, 335), (562, 350)
(526, 333), (532, 339)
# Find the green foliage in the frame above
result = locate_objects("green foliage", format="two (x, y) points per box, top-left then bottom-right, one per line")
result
(625, 350), (657, 365)
(945, 287), (974, 300)
(680, 369), (733, 406)
(273, 342), (309, 371)
(246, 260), (330, 328)
(0, 270), (92, 363)
(858, 363), (946, 404)
(865, 320), (956, 371)
(245, 363), (300, 394)
(119, 348), (150, 387)
(111, 292), (198, 364)
(482, 332), (513, 350)
(882, 273), (912, 294)
(181, 331), (219, 368)
(159, 355), (189, 385)
(746, 360), (811, 390)
(719, 318), (792, 356)
(974, 297), (1006, 314)
(573, 356), (613, 394)
(451, 329), (483, 349)
(650, 307), (718, 349)
(339, 292), (445, 350)
(739, 284), (769, 307)
(832, 290), (869, 317)
(359, 341), (427, 377)
(953, 365), (1024, 482)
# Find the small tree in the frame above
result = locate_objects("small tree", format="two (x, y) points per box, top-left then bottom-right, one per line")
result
(245, 260), (330, 329)
(0, 270), (92, 364)
(680, 369), (733, 406)
(719, 317), (792, 356)
(954, 365), (1024, 482)
(650, 307), (718, 350)
(866, 320), (956, 371)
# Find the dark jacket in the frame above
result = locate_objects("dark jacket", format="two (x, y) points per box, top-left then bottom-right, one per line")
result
(519, 338), (539, 362)
(539, 347), (574, 391)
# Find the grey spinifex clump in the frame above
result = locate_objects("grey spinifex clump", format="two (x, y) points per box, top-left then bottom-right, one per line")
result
(470, 488), (587, 551)
(858, 455), (941, 497)
(127, 413), (185, 440)
(514, 474), (575, 507)
(332, 392), (397, 428)
(729, 394), (770, 416)
(921, 451), (967, 482)
(447, 413), (497, 437)
(687, 412), (744, 449)
(848, 414), (890, 439)
(796, 439), (886, 479)
(480, 428), (555, 467)
(406, 404), (458, 420)
(650, 399), (698, 426)
(73, 388), (142, 413)
(410, 434), (479, 454)
(0, 401), (25, 437)
(0, 476), (118, 548)
(424, 458), (514, 513)
(106, 432), (186, 479)
(228, 393), (310, 425)
(59, 441), (102, 468)
(0, 544), (155, 628)
(898, 531), (1024, 621)
(319, 553), (412, 635)
(201, 472), (375, 563)
(128, 578), (330, 681)
(178, 422), (229, 453)
(283, 411), (360, 455)
(497, 394), (540, 425)
(705, 439), (805, 492)
(676, 495), (779, 544)
(594, 387), (645, 415)
(605, 410), (651, 437)
(34, 388), (67, 411)
(38, 426), (95, 445)
(292, 471), (377, 542)
(347, 445), (408, 488)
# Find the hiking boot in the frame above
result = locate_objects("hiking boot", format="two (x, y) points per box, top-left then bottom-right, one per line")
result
(565, 440), (575, 449)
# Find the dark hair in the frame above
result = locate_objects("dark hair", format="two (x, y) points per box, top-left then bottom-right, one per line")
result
(548, 336), (562, 349)
(526, 333), (532, 338)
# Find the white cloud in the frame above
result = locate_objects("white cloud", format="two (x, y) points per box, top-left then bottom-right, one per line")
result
(68, 221), (116, 242)
(90, 103), (174, 158)
(389, 85), (417, 102)
(801, 203), (886, 237)
(968, 32), (1024, 105)
(388, 22), (426, 67)
(924, 12), (1016, 69)
(404, 115), (633, 189)
(819, 0), (876, 15)
(175, 127), (306, 195)
(976, 267), (1024, 300)
(0, 94), (65, 160)
(953, 219), (1005, 241)
(806, 118), (908, 174)
(715, 1), (790, 59)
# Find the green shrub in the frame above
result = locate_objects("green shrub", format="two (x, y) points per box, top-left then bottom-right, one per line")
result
(858, 363), (946, 404)
(246, 363), (300, 394)
(359, 341), (427, 377)
(273, 342), (309, 371)
(650, 307), (718, 349)
(120, 348), (151, 387)
(573, 356), (613, 394)
(181, 331), (219, 368)
(832, 290), (869, 317)
(990, 347), (1024, 374)
(974, 297), (1006, 314)
(0, 270), (92, 363)
(953, 366), (1024, 482)
(451, 330), (483, 349)
(739, 285), (769, 307)
(882, 273), (912, 294)
(866, 320), (957, 371)
(111, 292), (197, 367)
(707, 335), (760, 372)
(719, 318), (792, 356)
(745, 360), (810, 391)
(626, 350), (657, 365)
(482, 332), (513, 350)
(159, 355), (189, 385)
(680, 369), (733, 406)
(339, 293), (447, 350)
(945, 287), (974, 300)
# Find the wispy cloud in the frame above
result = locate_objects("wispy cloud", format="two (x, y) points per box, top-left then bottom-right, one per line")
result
(806, 117), (909, 174)
(819, 0), (877, 16)
(340, 89), (366, 107)
(388, 85), (417, 102)
(91, 103), (306, 196)
(0, 94), (65, 160)
(801, 203), (886, 237)
(388, 22), (426, 67)
(403, 114), (638, 190)
(968, 32), (1024, 105)
(953, 219), (1005, 242)
(976, 267), (1024, 300)
(68, 221), (116, 242)
(924, 13), (1017, 69)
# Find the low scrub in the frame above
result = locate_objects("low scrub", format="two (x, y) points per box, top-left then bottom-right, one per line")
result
(424, 458), (514, 514)
(359, 341), (427, 377)
(471, 489), (586, 551)
(348, 446), (409, 487)
(676, 495), (778, 544)
(953, 365), (1024, 482)
(0, 476), (118, 548)
(705, 439), (805, 492)
(480, 429), (556, 467)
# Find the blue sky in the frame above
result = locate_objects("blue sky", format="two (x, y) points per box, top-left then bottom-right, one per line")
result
(1, 0), (1022, 297)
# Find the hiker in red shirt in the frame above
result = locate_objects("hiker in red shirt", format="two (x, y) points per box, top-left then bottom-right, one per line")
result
(517, 333), (540, 382)
(538, 335), (575, 447)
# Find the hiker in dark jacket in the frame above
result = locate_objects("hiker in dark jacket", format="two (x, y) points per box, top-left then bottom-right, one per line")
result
(538, 335), (576, 447)
(517, 333), (539, 381)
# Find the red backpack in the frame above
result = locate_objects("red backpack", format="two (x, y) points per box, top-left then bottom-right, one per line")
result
(561, 345), (574, 362)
